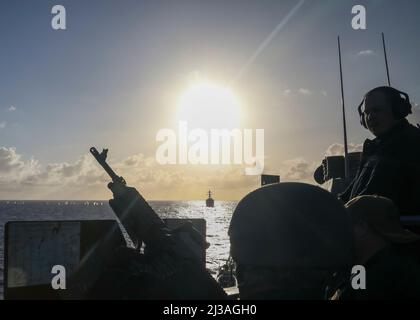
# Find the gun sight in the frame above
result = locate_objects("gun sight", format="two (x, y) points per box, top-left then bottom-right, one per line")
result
(90, 147), (126, 185)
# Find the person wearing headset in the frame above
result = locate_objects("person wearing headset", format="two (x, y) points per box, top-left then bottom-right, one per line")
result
(339, 86), (420, 215)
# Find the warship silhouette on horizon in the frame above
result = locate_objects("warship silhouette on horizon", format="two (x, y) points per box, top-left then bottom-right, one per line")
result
(206, 190), (214, 207)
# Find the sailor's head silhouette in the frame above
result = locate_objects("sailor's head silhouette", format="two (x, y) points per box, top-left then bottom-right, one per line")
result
(229, 182), (353, 299)
(357, 86), (413, 136)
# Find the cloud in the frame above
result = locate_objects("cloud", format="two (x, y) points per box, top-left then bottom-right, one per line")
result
(8, 106), (16, 112)
(0, 148), (108, 196)
(321, 91), (328, 97)
(0, 141), (366, 199)
(325, 143), (363, 156)
(0, 122), (5, 129)
(298, 88), (312, 96)
(0, 147), (41, 186)
(0, 147), (26, 174)
(281, 158), (317, 183)
(278, 142), (364, 185)
(357, 50), (375, 57)
(0, 147), (257, 200)
(283, 89), (291, 96)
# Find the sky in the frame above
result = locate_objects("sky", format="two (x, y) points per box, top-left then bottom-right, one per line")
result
(0, 0), (420, 200)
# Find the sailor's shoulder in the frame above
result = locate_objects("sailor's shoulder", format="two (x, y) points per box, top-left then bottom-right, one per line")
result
(409, 123), (420, 136)
(403, 123), (420, 145)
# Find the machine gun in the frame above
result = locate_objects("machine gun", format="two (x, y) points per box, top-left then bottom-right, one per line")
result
(62, 148), (226, 299)
(89, 147), (207, 263)
(76, 147), (225, 299)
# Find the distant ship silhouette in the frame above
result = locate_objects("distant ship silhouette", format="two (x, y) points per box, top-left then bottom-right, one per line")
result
(206, 190), (214, 207)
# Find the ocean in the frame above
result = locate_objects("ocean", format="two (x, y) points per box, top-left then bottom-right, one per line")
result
(0, 200), (237, 299)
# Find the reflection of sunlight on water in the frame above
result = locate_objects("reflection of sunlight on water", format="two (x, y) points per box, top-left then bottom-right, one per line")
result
(153, 201), (237, 275)
(0, 200), (237, 298)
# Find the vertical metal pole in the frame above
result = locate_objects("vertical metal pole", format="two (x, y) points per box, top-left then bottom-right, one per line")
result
(338, 36), (350, 180)
(382, 32), (391, 86)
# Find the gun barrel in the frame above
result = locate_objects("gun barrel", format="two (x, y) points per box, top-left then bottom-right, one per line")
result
(90, 147), (125, 184)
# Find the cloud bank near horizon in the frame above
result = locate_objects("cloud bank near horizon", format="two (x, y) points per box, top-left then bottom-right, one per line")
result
(0, 143), (361, 200)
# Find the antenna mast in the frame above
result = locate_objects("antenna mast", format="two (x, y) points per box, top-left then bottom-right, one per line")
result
(382, 33), (391, 86)
(338, 36), (350, 180)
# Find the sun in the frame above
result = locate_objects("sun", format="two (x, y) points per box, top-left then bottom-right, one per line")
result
(177, 82), (241, 129)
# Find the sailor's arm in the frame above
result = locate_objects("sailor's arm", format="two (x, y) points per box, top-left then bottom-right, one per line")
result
(405, 156), (420, 215)
(338, 178), (355, 203)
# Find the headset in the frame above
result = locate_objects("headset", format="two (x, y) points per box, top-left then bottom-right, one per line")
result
(357, 86), (413, 129)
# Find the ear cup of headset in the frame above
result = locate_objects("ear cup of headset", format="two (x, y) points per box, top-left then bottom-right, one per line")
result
(394, 101), (411, 119)
(394, 91), (412, 119)
(358, 100), (368, 129)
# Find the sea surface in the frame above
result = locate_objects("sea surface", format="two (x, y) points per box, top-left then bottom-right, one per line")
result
(0, 200), (237, 299)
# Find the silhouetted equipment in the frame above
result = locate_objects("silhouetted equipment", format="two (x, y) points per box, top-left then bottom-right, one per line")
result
(261, 174), (280, 186)
(314, 165), (325, 185)
(314, 152), (362, 195)
(315, 153), (362, 183)
(4, 220), (125, 300)
(216, 255), (237, 291)
(164, 218), (207, 266)
(206, 190), (214, 207)
(88, 147), (225, 299)
(337, 36), (350, 180)
(382, 32), (391, 86)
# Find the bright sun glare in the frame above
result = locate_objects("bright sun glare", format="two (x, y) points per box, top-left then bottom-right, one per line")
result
(177, 82), (241, 129)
